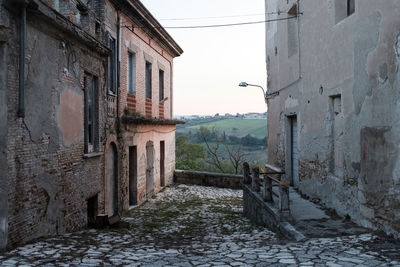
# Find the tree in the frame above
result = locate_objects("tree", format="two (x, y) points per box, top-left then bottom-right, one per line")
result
(176, 135), (206, 170)
(198, 126), (225, 173)
(198, 126), (246, 174)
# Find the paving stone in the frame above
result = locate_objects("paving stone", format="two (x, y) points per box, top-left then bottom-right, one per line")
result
(0, 185), (397, 267)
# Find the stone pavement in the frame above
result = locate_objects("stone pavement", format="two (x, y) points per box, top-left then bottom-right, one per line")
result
(288, 187), (368, 238)
(1, 185), (400, 266)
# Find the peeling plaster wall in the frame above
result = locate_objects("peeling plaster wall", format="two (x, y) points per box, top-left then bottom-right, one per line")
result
(120, 125), (176, 208)
(5, 1), (108, 248)
(266, 0), (400, 236)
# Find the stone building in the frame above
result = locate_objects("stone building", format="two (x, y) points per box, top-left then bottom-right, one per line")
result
(0, 0), (182, 250)
(265, 0), (400, 237)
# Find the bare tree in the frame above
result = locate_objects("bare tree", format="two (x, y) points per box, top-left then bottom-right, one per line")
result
(198, 126), (225, 173)
(198, 126), (246, 174)
(224, 142), (246, 174)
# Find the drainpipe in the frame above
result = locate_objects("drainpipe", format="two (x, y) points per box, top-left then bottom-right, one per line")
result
(116, 12), (121, 118)
(18, 5), (26, 118)
(169, 61), (173, 119)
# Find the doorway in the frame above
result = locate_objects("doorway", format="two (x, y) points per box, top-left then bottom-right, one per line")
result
(289, 116), (299, 187)
(146, 141), (154, 198)
(129, 146), (137, 206)
(107, 143), (118, 216)
(160, 141), (165, 187)
(87, 194), (98, 228)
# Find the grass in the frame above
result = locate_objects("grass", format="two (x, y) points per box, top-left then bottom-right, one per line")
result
(179, 118), (267, 138)
(123, 187), (258, 241)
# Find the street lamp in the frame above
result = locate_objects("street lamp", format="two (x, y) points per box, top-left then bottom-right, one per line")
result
(239, 82), (279, 104)
(239, 82), (267, 104)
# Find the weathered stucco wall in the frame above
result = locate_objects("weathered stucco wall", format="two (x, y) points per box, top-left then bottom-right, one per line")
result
(266, 0), (400, 236)
(121, 124), (176, 207)
(5, 0), (109, 248)
(2, 0), (181, 249)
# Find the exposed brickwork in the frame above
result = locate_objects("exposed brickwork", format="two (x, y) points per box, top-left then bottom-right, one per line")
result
(145, 98), (152, 117)
(159, 102), (164, 119)
(2, 0), (182, 249)
(4, 0), (110, 248)
(119, 12), (174, 120)
(127, 94), (136, 113)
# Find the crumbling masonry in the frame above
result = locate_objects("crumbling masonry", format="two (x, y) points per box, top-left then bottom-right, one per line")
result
(0, 0), (182, 249)
(265, 0), (400, 237)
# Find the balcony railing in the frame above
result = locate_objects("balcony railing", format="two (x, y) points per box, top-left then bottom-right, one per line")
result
(243, 162), (289, 219)
(107, 94), (116, 117)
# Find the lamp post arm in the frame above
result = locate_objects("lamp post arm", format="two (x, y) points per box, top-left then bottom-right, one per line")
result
(247, 83), (267, 104)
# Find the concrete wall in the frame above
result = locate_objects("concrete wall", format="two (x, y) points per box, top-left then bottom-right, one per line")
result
(265, 0), (400, 236)
(174, 170), (243, 189)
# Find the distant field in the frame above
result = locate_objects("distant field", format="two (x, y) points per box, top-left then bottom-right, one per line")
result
(178, 118), (267, 138)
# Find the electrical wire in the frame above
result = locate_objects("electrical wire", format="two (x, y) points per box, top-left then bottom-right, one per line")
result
(159, 12), (291, 21)
(123, 16), (298, 30)
(132, 129), (177, 134)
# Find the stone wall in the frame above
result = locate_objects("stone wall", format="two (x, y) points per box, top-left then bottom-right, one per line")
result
(1, 0), (182, 249)
(174, 170), (242, 189)
(3, 0), (110, 248)
(265, 0), (400, 237)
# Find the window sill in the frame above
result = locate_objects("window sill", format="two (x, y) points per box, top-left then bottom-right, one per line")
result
(84, 152), (104, 159)
(107, 91), (117, 97)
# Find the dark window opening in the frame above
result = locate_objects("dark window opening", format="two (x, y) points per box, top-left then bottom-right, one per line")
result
(347, 0), (355, 16)
(145, 61), (152, 99)
(128, 52), (136, 94)
(129, 146), (138, 206)
(87, 194), (98, 228)
(335, 0), (355, 23)
(159, 69), (164, 101)
(160, 141), (165, 187)
(84, 73), (99, 154)
(95, 21), (101, 36)
(108, 38), (117, 94)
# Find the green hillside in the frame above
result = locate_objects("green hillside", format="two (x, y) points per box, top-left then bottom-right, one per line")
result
(182, 118), (267, 138)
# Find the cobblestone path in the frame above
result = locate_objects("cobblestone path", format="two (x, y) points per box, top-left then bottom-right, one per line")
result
(1, 185), (400, 266)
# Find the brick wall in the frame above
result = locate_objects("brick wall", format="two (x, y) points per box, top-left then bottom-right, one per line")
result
(119, 12), (173, 120)
(5, 1), (109, 248)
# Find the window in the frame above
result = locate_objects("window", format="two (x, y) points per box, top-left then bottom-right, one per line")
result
(145, 61), (152, 99)
(128, 52), (136, 94)
(347, 0), (355, 16)
(159, 69), (164, 101)
(335, 0), (355, 24)
(287, 4), (298, 58)
(332, 95), (342, 115)
(108, 37), (117, 94)
(84, 73), (99, 154)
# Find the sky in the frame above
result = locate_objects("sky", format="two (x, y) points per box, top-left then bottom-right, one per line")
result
(140, 0), (267, 116)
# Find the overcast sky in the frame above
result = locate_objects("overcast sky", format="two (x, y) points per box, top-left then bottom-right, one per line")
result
(140, 0), (267, 116)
